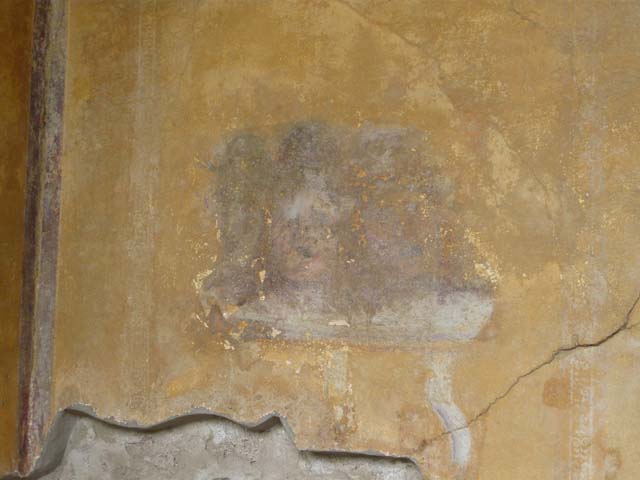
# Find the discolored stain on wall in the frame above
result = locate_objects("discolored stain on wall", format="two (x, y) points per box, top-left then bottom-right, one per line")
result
(542, 375), (570, 410)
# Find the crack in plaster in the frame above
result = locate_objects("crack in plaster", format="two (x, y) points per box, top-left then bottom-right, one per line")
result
(12, 3), (637, 477)
(508, 0), (545, 31)
(428, 289), (640, 446)
(15, 289), (637, 479)
(332, 0), (556, 231)
(331, 0), (424, 51)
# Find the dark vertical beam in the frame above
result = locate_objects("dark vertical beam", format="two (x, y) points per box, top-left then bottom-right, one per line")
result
(18, 0), (67, 475)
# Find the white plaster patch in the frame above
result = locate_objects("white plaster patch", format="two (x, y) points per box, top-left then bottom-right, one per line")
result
(329, 319), (351, 327)
(192, 269), (214, 293)
(432, 402), (471, 468)
(426, 352), (472, 469)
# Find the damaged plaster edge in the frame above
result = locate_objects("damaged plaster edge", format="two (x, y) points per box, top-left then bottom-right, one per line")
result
(430, 289), (640, 446)
(5, 291), (638, 480)
(18, 0), (67, 475)
(1, 404), (423, 480)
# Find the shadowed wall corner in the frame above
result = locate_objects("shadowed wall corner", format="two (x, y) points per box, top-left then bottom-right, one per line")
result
(0, 0), (34, 475)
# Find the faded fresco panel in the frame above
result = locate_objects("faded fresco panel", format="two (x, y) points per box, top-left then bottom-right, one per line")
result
(202, 122), (493, 344)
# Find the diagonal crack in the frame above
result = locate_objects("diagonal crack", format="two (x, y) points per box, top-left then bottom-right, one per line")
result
(325, 0), (638, 452)
(331, 0), (424, 51)
(428, 289), (640, 445)
(508, 0), (543, 30)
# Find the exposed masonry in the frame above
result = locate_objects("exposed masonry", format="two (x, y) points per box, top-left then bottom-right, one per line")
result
(5, 412), (422, 480)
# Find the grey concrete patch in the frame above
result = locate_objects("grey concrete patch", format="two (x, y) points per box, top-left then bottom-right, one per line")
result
(39, 415), (422, 480)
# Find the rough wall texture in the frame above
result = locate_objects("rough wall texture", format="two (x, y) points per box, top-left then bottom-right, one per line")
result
(4, 0), (640, 479)
(0, 0), (33, 472)
(41, 415), (422, 480)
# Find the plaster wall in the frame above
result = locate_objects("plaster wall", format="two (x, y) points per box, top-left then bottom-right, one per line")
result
(4, 1), (640, 479)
